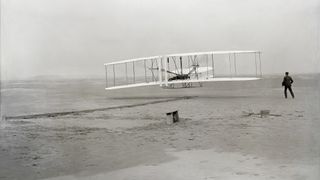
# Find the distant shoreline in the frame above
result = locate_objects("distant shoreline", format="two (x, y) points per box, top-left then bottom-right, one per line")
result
(1, 73), (319, 83)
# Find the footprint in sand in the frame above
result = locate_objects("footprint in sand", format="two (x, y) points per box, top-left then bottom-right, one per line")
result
(145, 163), (157, 166)
(235, 171), (248, 175)
(295, 110), (304, 113)
(204, 176), (218, 179)
(200, 160), (209, 163)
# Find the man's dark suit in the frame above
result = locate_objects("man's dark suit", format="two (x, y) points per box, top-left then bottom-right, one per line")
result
(282, 75), (295, 98)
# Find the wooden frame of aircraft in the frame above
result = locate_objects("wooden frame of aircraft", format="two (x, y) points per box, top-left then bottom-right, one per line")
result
(104, 51), (262, 90)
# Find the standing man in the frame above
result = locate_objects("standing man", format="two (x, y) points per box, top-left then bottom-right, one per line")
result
(282, 72), (295, 98)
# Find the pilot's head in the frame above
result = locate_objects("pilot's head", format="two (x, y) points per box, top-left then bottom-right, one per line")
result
(285, 72), (289, 75)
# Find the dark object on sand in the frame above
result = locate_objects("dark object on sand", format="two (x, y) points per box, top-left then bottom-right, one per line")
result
(166, 111), (179, 124)
(242, 110), (281, 118)
(260, 110), (270, 118)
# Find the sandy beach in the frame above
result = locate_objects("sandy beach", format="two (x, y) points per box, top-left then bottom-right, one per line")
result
(0, 75), (319, 180)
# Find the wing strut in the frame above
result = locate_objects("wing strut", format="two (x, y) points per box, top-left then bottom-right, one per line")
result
(144, 59), (147, 83)
(211, 53), (214, 77)
(234, 53), (237, 75)
(125, 62), (128, 84)
(105, 65), (108, 88)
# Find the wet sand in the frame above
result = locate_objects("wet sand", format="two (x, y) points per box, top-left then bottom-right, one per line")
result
(0, 75), (319, 179)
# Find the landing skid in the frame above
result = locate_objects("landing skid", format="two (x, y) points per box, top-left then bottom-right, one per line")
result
(162, 82), (203, 89)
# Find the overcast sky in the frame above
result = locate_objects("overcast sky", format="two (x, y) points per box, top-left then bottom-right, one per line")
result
(1, 0), (319, 80)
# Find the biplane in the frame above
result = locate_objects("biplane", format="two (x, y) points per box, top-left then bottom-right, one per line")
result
(104, 51), (262, 90)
